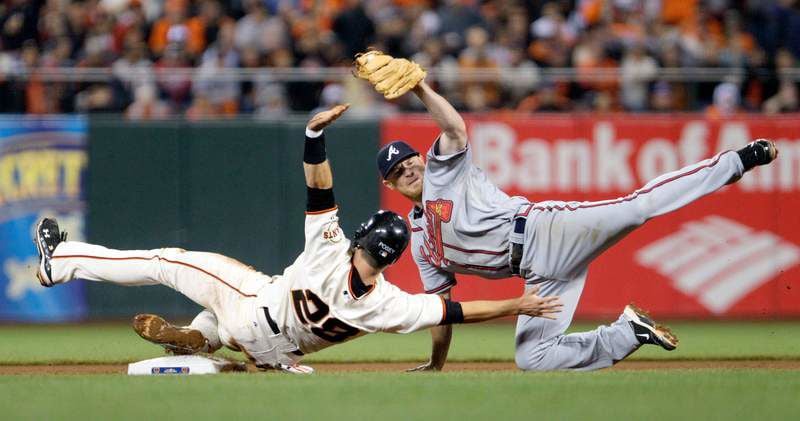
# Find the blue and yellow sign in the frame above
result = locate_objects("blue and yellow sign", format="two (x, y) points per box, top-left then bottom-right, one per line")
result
(0, 116), (87, 321)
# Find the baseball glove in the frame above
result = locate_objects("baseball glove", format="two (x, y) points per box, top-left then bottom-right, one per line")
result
(353, 51), (426, 99)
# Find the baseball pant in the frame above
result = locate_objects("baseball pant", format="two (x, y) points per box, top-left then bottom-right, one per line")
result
(50, 241), (271, 352)
(188, 310), (223, 352)
(515, 150), (744, 370)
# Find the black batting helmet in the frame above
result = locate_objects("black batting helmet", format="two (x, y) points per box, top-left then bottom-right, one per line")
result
(352, 210), (410, 267)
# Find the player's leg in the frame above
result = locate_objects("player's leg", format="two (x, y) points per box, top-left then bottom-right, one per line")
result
(514, 273), (675, 371)
(515, 273), (636, 371)
(37, 219), (274, 362)
(43, 228), (266, 313)
(132, 310), (222, 355)
(186, 309), (224, 352)
(52, 240), (268, 351)
(523, 143), (775, 280)
(53, 241), (265, 308)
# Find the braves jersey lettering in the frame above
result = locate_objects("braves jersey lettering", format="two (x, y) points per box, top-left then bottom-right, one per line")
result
(409, 142), (528, 293)
(421, 199), (453, 267)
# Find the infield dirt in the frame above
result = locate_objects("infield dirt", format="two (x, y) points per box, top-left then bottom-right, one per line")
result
(2, 359), (799, 375)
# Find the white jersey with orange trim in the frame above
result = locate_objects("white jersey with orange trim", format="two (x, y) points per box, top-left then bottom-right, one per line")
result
(48, 206), (447, 367)
(261, 206), (446, 355)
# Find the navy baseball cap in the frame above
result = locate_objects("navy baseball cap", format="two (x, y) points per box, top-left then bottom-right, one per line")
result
(377, 141), (419, 179)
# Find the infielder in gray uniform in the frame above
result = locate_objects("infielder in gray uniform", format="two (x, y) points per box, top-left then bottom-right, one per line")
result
(376, 81), (778, 371)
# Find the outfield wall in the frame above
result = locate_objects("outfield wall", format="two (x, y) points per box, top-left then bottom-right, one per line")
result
(85, 118), (379, 318)
(382, 114), (800, 318)
(2, 114), (798, 321)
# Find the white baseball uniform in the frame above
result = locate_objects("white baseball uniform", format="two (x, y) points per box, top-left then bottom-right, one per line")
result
(50, 206), (446, 368)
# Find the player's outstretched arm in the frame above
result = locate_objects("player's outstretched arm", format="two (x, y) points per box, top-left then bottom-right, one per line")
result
(460, 285), (562, 323)
(412, 81), (467, 155)
(303, 104), (349, 190)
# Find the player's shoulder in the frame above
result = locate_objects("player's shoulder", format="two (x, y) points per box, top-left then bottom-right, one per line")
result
(296, 247), (352, 290)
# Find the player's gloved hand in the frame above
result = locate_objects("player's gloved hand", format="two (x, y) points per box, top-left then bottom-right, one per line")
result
(517, 285), (563, 320)
(307, 103), (350, 131)
(353, 50), (427, 99)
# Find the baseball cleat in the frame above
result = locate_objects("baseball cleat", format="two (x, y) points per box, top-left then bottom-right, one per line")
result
(738, 139), (778, 171)
(33, 218), (67, 287)
(132, 314), (208, 355)
(623, 304), (678, 351)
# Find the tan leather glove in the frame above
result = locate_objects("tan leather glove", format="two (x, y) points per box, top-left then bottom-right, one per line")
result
(353, 51), (427, 99)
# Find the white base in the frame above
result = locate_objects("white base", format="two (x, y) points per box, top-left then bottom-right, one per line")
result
(127, 355), (244, 376)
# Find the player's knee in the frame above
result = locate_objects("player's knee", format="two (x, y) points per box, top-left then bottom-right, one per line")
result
(155, 247), (187, 261)
(514, 352), (531, 370)
(160, 247), (186, 255)
(516, 357), (554, 371)
(630, 203), (651, 226)
(515, 348), (550, 371)
(515, 339), (567, 371)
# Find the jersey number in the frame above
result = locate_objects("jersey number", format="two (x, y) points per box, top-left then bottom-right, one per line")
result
(291, 289), (360, 343)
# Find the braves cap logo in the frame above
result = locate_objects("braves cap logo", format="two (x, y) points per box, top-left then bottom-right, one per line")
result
(386, 145), (399, 161)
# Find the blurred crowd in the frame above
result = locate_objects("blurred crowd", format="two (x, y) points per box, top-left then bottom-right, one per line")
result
(1, 0), (799, 119)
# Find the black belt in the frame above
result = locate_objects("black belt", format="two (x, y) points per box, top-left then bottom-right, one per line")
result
(262, 307), (304, 356)
(510, 216), (526, 276)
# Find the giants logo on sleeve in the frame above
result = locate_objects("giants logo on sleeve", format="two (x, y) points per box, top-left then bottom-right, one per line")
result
(421, 199), (453, 267)
(322, 218), (342, 243)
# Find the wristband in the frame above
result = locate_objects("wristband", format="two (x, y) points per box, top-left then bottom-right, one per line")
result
(303, 129), (326, 164)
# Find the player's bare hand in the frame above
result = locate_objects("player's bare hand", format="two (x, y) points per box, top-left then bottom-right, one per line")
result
(307, 103), (350, 131)
(406, 361), (442, 372)
(517, 285), (563, 320)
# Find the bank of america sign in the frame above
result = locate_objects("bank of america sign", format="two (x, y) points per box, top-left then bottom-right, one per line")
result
(635, 216), (799, 314)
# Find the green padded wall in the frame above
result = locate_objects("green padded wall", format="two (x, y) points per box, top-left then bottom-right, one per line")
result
(87, 117), (379, 319)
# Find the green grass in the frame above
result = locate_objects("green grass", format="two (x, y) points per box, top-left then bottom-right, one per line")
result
(1, 371), (799, 420)
(2, 322), (799, 420)
(1, 321), (799, 364)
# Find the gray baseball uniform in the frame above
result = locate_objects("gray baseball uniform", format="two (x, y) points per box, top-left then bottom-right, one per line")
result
(410, 139), (744, 370)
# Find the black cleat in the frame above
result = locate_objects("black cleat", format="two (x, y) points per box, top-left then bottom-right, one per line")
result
(737, 139), (778, 172)
(33, 218), (67, 287)
(623, 304), (678, 351)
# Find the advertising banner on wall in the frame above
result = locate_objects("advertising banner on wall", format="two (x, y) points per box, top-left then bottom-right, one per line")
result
(0, 116), (88, 321)
(381, 114), (800, 318)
